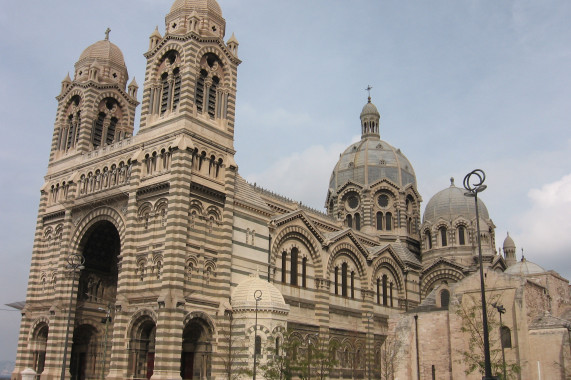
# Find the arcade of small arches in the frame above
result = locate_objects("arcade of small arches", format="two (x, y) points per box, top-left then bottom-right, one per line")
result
(423, 223), (469, 250)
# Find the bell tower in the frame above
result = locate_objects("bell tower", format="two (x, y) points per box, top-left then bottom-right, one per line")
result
(139, 0), (241, 155)
(50, 30), (138, 163)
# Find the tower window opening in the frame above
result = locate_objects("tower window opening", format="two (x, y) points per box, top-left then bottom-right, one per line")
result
(106, 117), (117, 145)
(92, 112), (105, 148)
(172, 68), (181, 111)
(160, 73), (170, 115)
(195, 70), (207, 113)
(426, 231), (432, 249)
(208, 76), (219, 118)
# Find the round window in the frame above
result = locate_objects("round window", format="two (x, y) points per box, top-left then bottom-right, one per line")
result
(378, 194), (389, 208)
(347, 195), (359, 209)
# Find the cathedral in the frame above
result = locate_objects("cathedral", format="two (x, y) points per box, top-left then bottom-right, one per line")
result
(12, 1), (571, 380)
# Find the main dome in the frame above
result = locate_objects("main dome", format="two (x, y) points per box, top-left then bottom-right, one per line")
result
(423, 179), (490, 223)
(329, 98), (416, 191)
(329, 139), (416, 190)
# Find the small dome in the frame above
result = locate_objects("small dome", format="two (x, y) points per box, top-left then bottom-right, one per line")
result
(232, 274), (289, 313)
(503, 233), (515, 249)
(75, 38), (128, 86)
(170, 0), (222, 16)
(505, 257), (545, 275)
(78, 40), (126, 71)
(423, 178), (490, 224)
(360, 100), (380, 118)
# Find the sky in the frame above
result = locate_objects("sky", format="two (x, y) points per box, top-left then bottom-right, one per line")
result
(0, 0), (570, 364)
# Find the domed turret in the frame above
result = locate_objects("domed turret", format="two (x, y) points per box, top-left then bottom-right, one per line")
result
(503, 233), (516, 267)
(232, 274), (289, 314)
(166, 0), (225, 38)
(74, 30), (128, 87)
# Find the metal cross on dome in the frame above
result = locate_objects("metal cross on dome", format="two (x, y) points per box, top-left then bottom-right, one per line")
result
(365, 85), (373, 98)
(105, 27), (111, 41)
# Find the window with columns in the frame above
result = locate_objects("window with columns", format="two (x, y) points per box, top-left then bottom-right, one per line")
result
(280, 248), (307, 288)
(334, 261), (356, 299)
(154, 50), (182, 116)
(195, 53), (226, 120)
(58, 95), (81, 152)
(91, 98), (123, 149)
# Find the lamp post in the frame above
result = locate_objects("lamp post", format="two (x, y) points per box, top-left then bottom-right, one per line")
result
(253, 290), (262, 380)
(60, 253), (85, 380)
(366, 312), (373, 380)
(463, 169), (497, 380)
(97, 304), (112, 380)
(492, 303), (507, 380)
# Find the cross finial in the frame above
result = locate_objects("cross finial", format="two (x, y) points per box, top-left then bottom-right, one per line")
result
(105, 28), (111, 41)
(365, 85), (373, 102)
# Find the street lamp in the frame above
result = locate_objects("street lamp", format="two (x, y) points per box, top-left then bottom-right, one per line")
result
(492, 303), (507, 380)
(463, 169), (497, 380)
(366, 312), (373, 380)
(97, 304), (112, 380)
(60, 253), (85, 380)
(253, 289), (262, 380)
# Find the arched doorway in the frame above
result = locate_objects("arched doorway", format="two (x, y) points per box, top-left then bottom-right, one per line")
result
(128, 316), (156, 380)
(70, 325), (98, 380)
(71, 220), (120, 380)
(31, 323), (49, 375)
(181, 319), (212, 380)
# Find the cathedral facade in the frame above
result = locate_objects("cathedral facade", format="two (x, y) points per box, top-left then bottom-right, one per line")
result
(12, 1), (571, 380)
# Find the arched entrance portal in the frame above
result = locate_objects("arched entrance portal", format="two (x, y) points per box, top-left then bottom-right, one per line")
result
(70, 325), (98, 380)
(181, 319), (212, 380)
(31, 323), (49, 375)
(128, 316), (156, 380)
(70, 220), (120, 380)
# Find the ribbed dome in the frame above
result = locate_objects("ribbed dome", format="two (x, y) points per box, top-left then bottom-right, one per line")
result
(505, 257), (545, 275)
(361, 101), (380, 118)
(423, 179), (489, 223)
(78, 40), (126, 71)
(232, 274), (289, 313)
(75, 39), (128, 86)
(170, 0), (222, 16)
(329, 138), (416, 190)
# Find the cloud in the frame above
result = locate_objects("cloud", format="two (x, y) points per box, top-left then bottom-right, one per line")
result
(244, 141), (355, 211)
(513, 173), (571, 276)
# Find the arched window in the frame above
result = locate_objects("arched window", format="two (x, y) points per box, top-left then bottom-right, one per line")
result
(255, 335), (262, 355)
(458, 226), (466, 245)
(500, 326), (512, 348)
(425, 231), (432, 249)
(208, 76), (219, 118)
(350, 271), (355, 299)
(390, 282), (394, 307)
(346, 214), (353, 228)
(302, 257), (307, 288)
(407, 217), (412, 234)
(355, 213), (361, 231)
(290, 248), (298, 286)
(341, 263), (348, 297)
(275, 337), (281, 356)
(440, 289), (450, 308)
(385, 213), (392, 231)
(376, 212), (383, 230)
(334, 267), (339, 295)
(281, 252), (287, 283)
(376, 278), (381, 304)
(106, 117), (118, 145)
(382, 275), (388, 306)
(440, 227), (448, 246)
